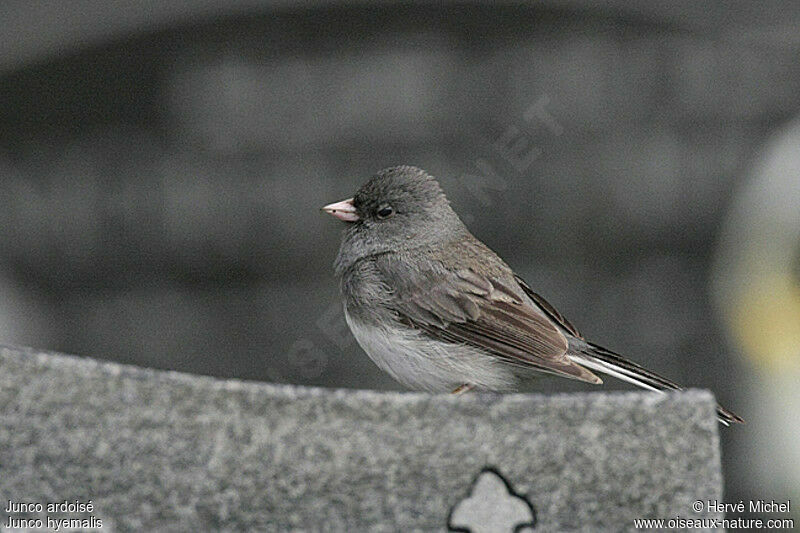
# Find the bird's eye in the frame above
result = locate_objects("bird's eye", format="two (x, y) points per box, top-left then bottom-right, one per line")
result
(376, 204), (394, 219)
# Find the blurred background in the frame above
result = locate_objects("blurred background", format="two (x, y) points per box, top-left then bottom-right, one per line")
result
(1, 0), (797, 524)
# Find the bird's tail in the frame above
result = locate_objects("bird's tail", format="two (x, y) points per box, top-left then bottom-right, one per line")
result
(568, 341), (744, 426)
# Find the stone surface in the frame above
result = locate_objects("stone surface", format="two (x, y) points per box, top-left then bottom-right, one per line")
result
(0, 345), (725, 531)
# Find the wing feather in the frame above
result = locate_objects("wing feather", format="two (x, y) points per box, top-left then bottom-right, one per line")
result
(514, 274), (583, 339)
(383, 260), (600, 384)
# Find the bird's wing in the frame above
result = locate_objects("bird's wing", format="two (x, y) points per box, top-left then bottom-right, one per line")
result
(383, 262), (601, 384)
(513, 274), (584, 339)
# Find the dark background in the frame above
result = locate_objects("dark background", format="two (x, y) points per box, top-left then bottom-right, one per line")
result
(1, 0), (798, 524)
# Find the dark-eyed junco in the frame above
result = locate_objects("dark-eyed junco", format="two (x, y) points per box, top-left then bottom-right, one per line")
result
(323, 166), (743, 425)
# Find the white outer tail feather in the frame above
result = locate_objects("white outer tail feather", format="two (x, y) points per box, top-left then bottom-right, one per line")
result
(567, 353), (732, 426)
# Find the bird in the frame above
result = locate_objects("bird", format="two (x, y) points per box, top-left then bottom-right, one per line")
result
(322, 166), (743, 425)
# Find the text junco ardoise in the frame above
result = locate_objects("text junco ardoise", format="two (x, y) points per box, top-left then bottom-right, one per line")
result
(323, 166), (743, 425)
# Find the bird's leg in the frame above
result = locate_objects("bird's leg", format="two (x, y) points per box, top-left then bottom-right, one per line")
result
(451, 383), (474, 395)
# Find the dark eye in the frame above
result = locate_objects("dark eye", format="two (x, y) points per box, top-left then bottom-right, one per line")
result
(376, 204), (394, 219)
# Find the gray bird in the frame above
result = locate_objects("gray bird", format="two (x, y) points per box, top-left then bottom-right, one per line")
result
(323, 166), (743, 425)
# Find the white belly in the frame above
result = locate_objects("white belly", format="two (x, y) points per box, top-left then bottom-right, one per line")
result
(345, 308), (517, 392)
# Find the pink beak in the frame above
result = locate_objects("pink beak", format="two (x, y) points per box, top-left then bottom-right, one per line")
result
(322, 198), (359, 222)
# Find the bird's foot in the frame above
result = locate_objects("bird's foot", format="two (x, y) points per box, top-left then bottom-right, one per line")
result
(451, 383), (474, 395)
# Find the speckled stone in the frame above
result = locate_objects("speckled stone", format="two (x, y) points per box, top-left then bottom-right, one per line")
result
(0, 345), (724, 532)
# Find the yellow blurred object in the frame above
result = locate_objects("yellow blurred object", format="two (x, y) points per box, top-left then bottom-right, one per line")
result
(714, 117), (800, 372)
(713, 118), (800, 521)
(731, 273), (800, 371)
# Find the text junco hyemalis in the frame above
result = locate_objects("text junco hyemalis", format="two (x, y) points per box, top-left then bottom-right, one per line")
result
(323, 166), (743, 425)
